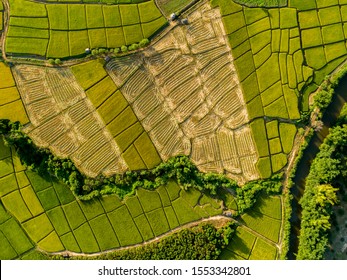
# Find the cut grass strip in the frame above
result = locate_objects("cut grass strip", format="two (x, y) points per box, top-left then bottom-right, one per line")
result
(46, 206), (70, 236)
(73, 222), (100, 253)
(89, 214), (119, 250)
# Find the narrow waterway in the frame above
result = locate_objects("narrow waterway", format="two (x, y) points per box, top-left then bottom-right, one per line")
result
(288, 74), (347, 259)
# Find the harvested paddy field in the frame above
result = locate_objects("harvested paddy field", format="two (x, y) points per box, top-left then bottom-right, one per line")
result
(107, 1), (259, 183)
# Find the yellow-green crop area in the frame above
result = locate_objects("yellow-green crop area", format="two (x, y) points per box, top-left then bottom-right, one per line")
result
(0, 63), (29, 124)
(0, 136), (236, 258)
(0, 2), (3, 32)
(71, 60), (161, 170)
(6, 0), (167, 57)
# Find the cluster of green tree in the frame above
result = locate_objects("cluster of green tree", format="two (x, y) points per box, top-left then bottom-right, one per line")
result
(0, 119), (282, 212)
(297, 120), (347, 259)
(313, 64), (347, 117)
(52, 222), (236, 260)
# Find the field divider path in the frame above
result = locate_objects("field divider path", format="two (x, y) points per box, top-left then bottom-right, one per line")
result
(1, 0), (9, 61)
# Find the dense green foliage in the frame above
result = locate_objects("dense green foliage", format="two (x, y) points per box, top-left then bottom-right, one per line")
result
(53, 222), (236, 260)
(297, 123), (347, 259)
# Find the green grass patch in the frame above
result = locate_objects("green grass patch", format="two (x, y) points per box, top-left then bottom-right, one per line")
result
(0, 202), (11, 224)
(253, 194), (282, 220)
(271, 153), (287, 172)
(137, 188), (162, 212)
(46, 206), (70, 236)
(62, 201), (86, 230)
(279, 123), (296, 154)
(115, 122), (144, 152)
(6, 37), (48, 56)
(298, 10), (320, 29)
(12, 148), (26, 172)
(289, 0), (316, 10)
(226, 227), (256, 259)
(125, 195), (143, 217)
(53, 180), (75, 205)
(304, 46), (327, 70)
(47, 4), (68, 30)
(7, 26), (49, 39)
(134, 132), (161, 169)
(256, 54), (281, 92)
(325, 41), (347, 62)
(172, 198), (201, 225)
(79, 199), (105, 220)
(73, 222), (100, 253)
(20, 186), (44, 216)
(0, 137), (11, 160)
(90, 214), (120, 250)
(9, 17), (48, 29)
(2, 190), (32, 222)
(234, 51), (255, 82)
(123, 24), (143, 45)
(37, 187), (60, 211)
(269, 138), (282, 154)
(0, 231), (17, 259)
(47, 31), (69, 58)
(241, 211), (281, 243)
(60, 232), (81, 252)
(108, 205), (143, 246)
(138, 1), (162, 22)
(250, 30), (271, 55)
(301, 28), (322, 49)
(88, 29), (107, 49)
(266, 120), (279, 139)
(181, 188), (201, 207)
(0, 218), (33, 255)
(122, 145), (147, 170)
(99, 194), (122, 213)
(38, 231), (64, 252)
(134, 214), (154, 241)
(250, 118), (269, 157)
(280, 8), (297, 29)
(0, 159), (14, 178)
(241, 72), (259, 103)
(318, 6), (341, 26)
(97, 90), (128, 125)
(164, 206), (180, 229)
(22, 214), (54, 243)
(165, 181), (181, 201)
(264, 96), (289, 119)
(244, 7), (268, 25)
(106, 27), (126, 48)
(256, 157), (272, 178)
(283, 85), (300, 119)
(156, 185), (171, 207)
(107, 106), (138, 137)
(146, 208), (170, 236)
(260, 81), (283, 107)
(9, 0), (47, 17)
(68, 4), (86, 30)
(120, 4), (140, 25)
(223, 12), (246, 35)
(103, 5), (121, 27)
(69, 30), (89, 57)
(249, 238), (277, 259)
(86, 76), (117, 108)
(71, 59), (107, 90)
(247, 95), (264, 119)
(141, 17), (167, 39)
(26, 171), (51, 192)
(86, 5), (104, 28)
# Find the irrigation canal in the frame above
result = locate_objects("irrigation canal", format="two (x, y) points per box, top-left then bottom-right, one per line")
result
(288, 74), (347, 259)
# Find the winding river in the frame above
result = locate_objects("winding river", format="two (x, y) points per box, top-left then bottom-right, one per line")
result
(288, 74), (347, 259)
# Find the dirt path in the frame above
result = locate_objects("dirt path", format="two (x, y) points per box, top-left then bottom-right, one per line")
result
(1, 0), (9, 61)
